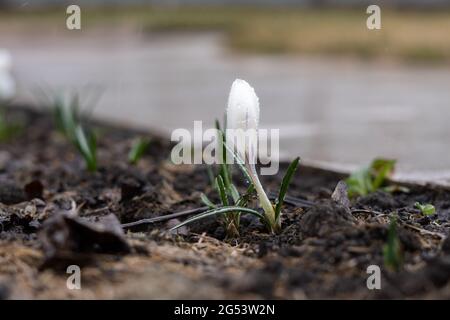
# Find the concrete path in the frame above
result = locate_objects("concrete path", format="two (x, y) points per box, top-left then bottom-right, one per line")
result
(3, 31), (450, 183)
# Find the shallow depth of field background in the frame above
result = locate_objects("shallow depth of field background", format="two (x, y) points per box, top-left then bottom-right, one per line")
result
(1, 0), (450, 182)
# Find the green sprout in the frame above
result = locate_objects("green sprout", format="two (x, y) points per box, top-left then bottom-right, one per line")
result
(414, 202), (436, 216)
(128, 137), (151, 165)
(197, 120), (255, 237)
(383, 215), (403, 272)
(74, 125), (97, 172)
(52, 94), (97, 172)
(175, 155), (299, 235)
(346, 158), (397, 198)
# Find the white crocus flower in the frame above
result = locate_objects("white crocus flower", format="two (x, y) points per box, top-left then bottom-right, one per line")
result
(226, 79), (277, 229)
(0, 49), (16, 101)
(170, 79), (299, 235)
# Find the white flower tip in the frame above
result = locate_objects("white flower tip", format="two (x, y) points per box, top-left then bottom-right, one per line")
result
(226, 78), (260, 131)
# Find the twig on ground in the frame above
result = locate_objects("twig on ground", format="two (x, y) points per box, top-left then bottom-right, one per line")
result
(351, 209), (385, 216)
(402, 223), (446, 239)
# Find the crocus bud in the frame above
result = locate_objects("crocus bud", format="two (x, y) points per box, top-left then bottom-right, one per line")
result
(0, 49), (16, 101)
(226, 79), (260, 164)
(226, 79), (277, 230)
(227, 79), (260, 132)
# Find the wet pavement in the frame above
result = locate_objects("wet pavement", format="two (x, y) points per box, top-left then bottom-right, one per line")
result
(3, 30), (450, 183)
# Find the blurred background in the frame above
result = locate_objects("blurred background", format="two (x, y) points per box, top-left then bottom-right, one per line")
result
(1, 0), (450, 182)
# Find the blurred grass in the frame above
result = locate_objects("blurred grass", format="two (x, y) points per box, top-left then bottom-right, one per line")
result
(1, 6), (450, 63)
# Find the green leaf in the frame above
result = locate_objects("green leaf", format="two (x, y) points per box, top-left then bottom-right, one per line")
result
(346, 167), (370, 197)
(52, 94), (81, 143)
(275, 157), (300, 221)
(215, 119), (234, 195)
(128, 137), (151, 165)
(75, 125), (97, 172)
(346, 158), (396, 198)
(170, 206), (265, 232)
(229, 184), (240, 203)
(200, 193), (216, 209)
(414, 202), (436, 216)
(215, 119), (254, 198)
(88, 129), (97, 153)
(51, 93), (97, 172)
(216, 175), (229, 206)
(371, 158), (396, 190)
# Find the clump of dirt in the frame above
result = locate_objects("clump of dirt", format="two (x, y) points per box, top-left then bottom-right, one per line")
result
(300, 201), (355, 237)
(0, 105), (449, 299)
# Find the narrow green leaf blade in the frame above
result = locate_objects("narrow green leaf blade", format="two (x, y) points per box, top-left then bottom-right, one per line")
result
(200, 193), (216, 209)
(229, 184), (240, 203)
(170, 206), (265, 232)
(275, 157), (300, 221)
(128, 137), (150, 164)
(216, 175), (229, 206)
(75, 125), (97, 172)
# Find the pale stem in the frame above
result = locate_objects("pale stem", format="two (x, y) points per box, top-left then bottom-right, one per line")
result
(247, 162), (277, 228)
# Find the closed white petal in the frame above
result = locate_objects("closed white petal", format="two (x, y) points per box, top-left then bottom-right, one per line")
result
(226, 79), (260, 163)
(226, 79), (259, 131)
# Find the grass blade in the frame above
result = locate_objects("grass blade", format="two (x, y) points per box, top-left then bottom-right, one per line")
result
(216, 175), (229, 206)
(128, 137), (150, 165)
(75, 125), (97, 172)
(275, 157), (300, 221)
(229, 184), (240, 203)
(200, 193), (217, 209)
(216, 120), (233, 192)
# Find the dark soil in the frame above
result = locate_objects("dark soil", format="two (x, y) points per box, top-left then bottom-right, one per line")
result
(0, 105), (449, 299)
